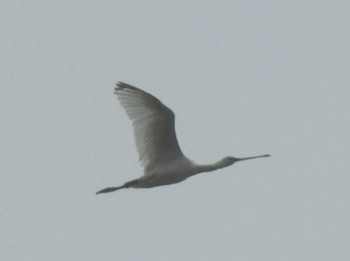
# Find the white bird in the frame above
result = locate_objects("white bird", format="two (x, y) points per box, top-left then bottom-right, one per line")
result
(96, 82), (270, 194)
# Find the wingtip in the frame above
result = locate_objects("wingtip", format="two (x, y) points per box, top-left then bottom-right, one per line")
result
(114, 82), (142, 94)
(115, 81), (135, 91)
(115, 81), (125, 91)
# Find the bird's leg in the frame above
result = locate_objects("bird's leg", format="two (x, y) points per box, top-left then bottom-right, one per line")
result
(96, 179), (139, 194)
(96, 185), (126, 194)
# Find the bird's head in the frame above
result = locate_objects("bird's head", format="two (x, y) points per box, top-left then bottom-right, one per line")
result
(221, 154), (271, 166)
(220, 156), (238, 166)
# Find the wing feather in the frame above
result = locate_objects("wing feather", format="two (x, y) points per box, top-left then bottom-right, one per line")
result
(114, 82), (185, 173)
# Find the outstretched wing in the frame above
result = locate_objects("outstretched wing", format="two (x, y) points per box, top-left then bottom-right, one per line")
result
(114, 82), (185, 173)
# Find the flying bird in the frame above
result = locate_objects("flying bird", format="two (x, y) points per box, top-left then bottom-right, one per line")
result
(96, 82), (270, 194)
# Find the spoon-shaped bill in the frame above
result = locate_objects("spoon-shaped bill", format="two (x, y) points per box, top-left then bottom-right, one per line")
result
(236, 154), (271, 161)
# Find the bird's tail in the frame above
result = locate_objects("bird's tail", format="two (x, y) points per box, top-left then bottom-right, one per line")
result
(96, 179), (139, 195)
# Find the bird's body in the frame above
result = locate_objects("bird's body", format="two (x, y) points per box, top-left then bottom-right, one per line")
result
(131, 157), (195, 188)
(96, 82), (270, 194)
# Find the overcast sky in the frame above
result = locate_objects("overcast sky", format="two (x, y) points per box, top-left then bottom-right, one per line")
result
(1, 1), (349, 260)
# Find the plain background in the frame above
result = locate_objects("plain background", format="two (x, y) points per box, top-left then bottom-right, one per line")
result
(1, 1), (349, 260)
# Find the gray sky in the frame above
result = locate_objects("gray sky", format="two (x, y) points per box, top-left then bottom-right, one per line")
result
(1, 1), (349, 260)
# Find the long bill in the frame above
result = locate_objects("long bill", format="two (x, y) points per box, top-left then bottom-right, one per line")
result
(235, 154), (271, 161)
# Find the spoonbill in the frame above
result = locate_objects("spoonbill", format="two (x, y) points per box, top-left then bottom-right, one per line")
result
(96, 82), (270, 194)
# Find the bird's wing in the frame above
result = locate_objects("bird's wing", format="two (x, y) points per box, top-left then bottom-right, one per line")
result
(114, 82), (185, 173)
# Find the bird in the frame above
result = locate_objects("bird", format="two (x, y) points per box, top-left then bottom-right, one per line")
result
(96, 82), (270, 194)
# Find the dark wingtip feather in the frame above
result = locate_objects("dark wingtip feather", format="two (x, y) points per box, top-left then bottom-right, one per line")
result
(114, 82), (143, 94)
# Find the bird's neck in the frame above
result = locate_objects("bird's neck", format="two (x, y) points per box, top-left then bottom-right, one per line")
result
(195, 161), (229, 174)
